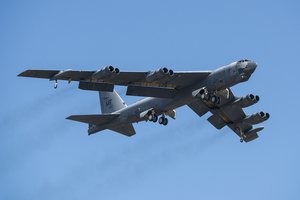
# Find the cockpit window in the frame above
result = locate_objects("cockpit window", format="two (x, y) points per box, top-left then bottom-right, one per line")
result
(238, 59), (250, 63)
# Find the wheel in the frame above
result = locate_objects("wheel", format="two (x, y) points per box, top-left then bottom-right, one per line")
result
(159, 117), (164, 124)
(211, 96), (217, 103)
(200, 93), (206, 100)
(54, 81), (58, 89)
(148, 114), (153, 121)
(240, 138), (244, 143)
(152, 114), (158, 123)
(163, 118), (168, 126)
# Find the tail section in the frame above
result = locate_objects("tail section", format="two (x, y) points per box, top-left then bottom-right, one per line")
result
(67, 90), (136, 136)
(66, 113), (120, 124)
(99, 90), (126, 113)
(109, 124), (136, 136)
(98, 90), (135, 136)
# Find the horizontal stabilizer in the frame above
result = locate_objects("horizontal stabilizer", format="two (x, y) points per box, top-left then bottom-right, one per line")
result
(66, 113), (119, 125)
(126, 85), (177, 98)
(207, 114), (227, 129)
(79, 81), (114, 92)
(109, 123), (136, 136)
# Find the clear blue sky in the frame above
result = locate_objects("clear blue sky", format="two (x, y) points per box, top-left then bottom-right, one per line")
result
(1, 0), (299, 199)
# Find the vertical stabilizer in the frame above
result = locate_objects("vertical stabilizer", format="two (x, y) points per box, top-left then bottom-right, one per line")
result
(99, 90), (127, 113)
(97, 90), (136, 136)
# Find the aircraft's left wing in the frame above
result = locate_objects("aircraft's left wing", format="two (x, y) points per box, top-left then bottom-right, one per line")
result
(18, 68), (211, 89)
(187, 88), (269, 142)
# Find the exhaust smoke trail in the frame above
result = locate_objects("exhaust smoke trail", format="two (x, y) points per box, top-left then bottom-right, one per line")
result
(0, 85), (77, 132)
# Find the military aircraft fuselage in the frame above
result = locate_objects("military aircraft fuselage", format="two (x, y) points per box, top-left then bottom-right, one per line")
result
(88, 60), (257, 134)
(19, 58), (269, 143)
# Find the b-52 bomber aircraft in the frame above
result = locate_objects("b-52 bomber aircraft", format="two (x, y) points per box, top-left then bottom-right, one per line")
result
(18, 59), (270, 142)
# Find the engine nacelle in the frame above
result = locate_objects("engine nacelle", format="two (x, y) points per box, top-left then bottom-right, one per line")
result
(243, 112), (270, 125)
(192, 87), (210, 101)
(92, 66), (120, 79)
(146, 67), (174, 82)
(233, 94), (259, 108)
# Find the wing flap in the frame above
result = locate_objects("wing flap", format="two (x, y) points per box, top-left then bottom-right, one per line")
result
(126, 85), (177, 98)
(243, 132), (259, 142)
(79, 81), (114, 92)
(187, 100), (209, 117)
(207, 114), (227, 129)
(66, 114), (119, 125)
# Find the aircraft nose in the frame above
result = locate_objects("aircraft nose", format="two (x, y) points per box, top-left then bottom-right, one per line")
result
(245, 61), (257, 74)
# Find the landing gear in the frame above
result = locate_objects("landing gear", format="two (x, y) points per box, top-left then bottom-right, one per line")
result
(146, 110), (169, 126)
(236, 127), (245, 143)
(54, 80), (58, 89)
(163, 118), (168, 125)
(159, 116), (168, 126)
(211, 95), (219, 104)
(152, 114), (158, 122)
(198, 87), (220, 105)
(199, 87), (209, 101)
(148, 113), (158, 123)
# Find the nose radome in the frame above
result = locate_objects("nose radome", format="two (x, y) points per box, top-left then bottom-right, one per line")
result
(246, 61), (257, 73)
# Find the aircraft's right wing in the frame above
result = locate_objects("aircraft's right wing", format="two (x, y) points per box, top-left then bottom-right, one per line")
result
(18, 68), (211, 89)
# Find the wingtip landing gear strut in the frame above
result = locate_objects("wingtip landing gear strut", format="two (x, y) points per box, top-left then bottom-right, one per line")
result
(54, 80), (58, 89)
(236, 127), (245, 143)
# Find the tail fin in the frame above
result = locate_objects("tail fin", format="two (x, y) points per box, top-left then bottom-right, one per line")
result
(68, 90), (136, 136)
(99, 90), (127, 113)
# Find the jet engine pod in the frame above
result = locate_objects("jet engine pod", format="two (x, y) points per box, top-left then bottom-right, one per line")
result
(114, 67), (120, 74)
(233, 94), (259, 108)
(107, 65), (114, 72)
(192, 87), (209, 100)
(146, 67), (173, 82)
(160, 67), (169, 74)
(92, 66), (120, 79)
(243, 111), (270, 125)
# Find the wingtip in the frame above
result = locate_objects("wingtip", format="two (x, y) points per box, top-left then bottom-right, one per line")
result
(66, 115), (74, 120)
(17, 70), (30, 77)
(17, 71), (26, 77)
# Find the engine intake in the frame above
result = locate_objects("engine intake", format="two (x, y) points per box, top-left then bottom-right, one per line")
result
(92, 66), (120, 79)
(146, 67), (174, 82)
(243, 111), (270, 125)
(233, 94), (259, 108)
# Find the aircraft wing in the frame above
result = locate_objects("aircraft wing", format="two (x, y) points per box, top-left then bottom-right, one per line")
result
(18, 69), (211, 89)
(18, 70), (94, 81)
(187, 88), (268, 142)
